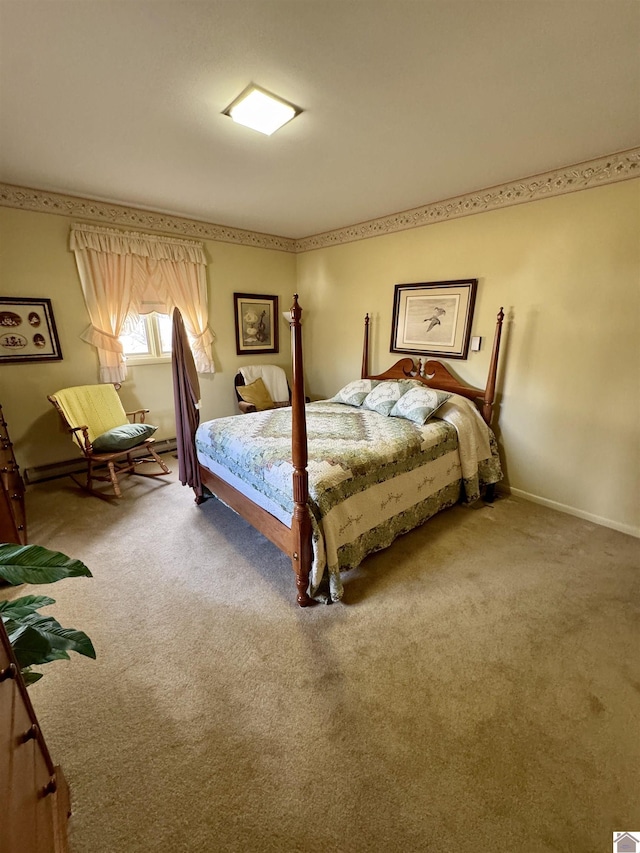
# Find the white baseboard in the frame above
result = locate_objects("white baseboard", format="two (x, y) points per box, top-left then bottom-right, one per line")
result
(499, 485), (640, 539)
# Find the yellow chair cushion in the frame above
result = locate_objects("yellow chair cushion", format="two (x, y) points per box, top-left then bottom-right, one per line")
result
(237, 377), (275, 411)
(51, 385), (129, 444)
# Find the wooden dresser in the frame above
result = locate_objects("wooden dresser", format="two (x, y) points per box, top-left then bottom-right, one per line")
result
(0, 404), (27, 545)
(0, 618), (70, 853)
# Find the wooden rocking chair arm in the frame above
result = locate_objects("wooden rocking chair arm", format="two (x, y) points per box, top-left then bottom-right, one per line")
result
(126, 408), (149, 423)
(69, 424), (93, 454)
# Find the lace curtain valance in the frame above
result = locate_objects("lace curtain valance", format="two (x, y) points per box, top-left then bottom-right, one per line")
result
(70, 224), (215, 381)
(70, 223), (208, 265)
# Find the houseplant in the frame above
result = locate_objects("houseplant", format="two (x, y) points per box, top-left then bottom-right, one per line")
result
(0, 543), (96, 685)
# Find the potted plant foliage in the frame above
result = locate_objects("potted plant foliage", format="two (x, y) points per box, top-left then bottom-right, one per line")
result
(0, 543), (96, 685)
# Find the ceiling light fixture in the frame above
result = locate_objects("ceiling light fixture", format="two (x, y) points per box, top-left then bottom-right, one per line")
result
(223, 84), (301, 136)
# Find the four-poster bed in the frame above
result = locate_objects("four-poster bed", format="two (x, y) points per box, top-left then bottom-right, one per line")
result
(189, 296), (504, 607)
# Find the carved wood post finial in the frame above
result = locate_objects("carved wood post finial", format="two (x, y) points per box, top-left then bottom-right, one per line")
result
(291, 293), (301, 323)
(482, 307), (504, 425)
(361, 313), (370, 379)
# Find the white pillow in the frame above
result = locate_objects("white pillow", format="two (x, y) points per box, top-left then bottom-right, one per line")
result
(361, 380), (419, 416)
(329, 379), (379, 407)
(389, 386), (452, 424)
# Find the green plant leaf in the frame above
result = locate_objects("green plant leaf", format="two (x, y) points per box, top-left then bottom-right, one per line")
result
(20, 613), (96, 659)
(39, 648), (71, 663)
(0, 544), (92, 586)
(21, 668), (44, 686)
(0, 595), (56, 618)
(1, 615), (22, 635)
(7, 623), (53, 668)
(0, 543), (95, 679)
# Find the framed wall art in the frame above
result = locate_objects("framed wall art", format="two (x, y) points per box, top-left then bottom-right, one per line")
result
(390, 279), (478, 360)
(234, 293), (279, 355)
(0, 297), (63, 363)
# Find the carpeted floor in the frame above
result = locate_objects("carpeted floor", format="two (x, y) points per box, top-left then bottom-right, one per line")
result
(13, 465), (640, 852)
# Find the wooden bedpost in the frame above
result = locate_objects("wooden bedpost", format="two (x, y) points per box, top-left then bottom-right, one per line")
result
(361, 313), (370, 379)
(482, 307), (504, 425)
(289, 295), (314, 607)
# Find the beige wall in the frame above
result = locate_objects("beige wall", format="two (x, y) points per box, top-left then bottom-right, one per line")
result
(0, 207), (296, 470)
(296, 179), (640, 535)
(1, 179), (638, 535)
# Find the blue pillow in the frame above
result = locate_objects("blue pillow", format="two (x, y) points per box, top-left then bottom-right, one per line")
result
(92, 423), (157, 453)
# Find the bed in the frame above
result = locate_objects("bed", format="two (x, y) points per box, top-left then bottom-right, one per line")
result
(186, 298), (504, 606)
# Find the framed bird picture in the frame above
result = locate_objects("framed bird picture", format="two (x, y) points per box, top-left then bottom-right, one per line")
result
(390, 279), (477, 360)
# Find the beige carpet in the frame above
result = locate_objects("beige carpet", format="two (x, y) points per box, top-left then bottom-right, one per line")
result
(13, 466), (640, 853)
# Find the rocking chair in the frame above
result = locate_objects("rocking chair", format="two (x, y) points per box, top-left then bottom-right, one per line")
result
(48, 384), (171, 498)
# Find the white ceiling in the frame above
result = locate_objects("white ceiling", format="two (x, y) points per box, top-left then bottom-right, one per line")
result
(1, 1), (638, 239)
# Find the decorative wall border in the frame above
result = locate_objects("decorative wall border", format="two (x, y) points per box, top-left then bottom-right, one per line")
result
(294, 147), (640, 252)
(1, 147), (638, 254)
(0, 184), (298, 253)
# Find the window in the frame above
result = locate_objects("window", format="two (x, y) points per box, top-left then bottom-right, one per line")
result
(120, 313), (172, 364)
(71, 223), (214, 381)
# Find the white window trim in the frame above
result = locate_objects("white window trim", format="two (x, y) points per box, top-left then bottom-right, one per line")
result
(122, 313), (172, 366)
(124, 354), (172, 366)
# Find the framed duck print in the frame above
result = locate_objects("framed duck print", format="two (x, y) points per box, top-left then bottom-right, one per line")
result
(390, 279), (477, 360)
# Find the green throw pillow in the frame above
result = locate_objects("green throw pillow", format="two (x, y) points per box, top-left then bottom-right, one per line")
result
(92, 423), (157, 453)
(361, 380), (420, 416)
(389, 386), (451, 425)
(329, 379), (379, 407)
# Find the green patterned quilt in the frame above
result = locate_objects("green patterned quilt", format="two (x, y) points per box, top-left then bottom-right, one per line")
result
(196, 398), (501, 602)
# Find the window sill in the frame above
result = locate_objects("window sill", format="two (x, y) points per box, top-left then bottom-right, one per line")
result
(124, 356), (172, 366)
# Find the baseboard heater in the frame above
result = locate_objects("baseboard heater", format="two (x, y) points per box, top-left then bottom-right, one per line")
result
(24, 438), (178, 485)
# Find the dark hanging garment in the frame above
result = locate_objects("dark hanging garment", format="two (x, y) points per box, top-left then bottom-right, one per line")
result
(171, 307), (203, 499)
